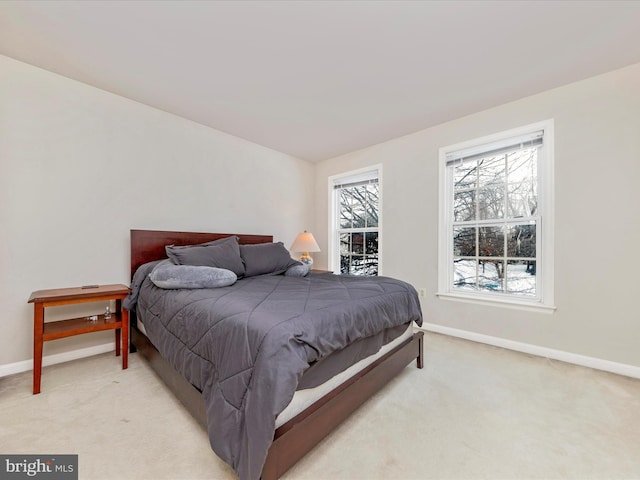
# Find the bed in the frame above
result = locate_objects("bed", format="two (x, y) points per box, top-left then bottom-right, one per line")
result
(127, 229), (424, 480)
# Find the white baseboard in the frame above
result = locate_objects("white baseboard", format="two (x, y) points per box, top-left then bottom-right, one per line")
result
(421, 323), (640, 380)
(0, 342), (115, 378)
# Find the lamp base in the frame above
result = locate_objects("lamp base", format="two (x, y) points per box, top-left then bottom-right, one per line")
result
(299, 252), (314, 266)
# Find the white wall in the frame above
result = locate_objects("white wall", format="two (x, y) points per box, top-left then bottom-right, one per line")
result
(314, 63), (640, 369)
(3, 53), (638, 375)
(0, 55), (314, 369)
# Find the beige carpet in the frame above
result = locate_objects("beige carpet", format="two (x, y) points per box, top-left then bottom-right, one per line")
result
(1, 331), (639, 480)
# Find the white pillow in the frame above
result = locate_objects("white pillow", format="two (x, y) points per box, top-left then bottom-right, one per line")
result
(149, 260), (237, 289)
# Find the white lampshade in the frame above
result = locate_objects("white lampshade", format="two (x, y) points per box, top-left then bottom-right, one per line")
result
(290, 231), (320, 265)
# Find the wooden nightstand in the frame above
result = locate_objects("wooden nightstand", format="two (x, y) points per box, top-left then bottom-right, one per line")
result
(27, 284), (131, 394)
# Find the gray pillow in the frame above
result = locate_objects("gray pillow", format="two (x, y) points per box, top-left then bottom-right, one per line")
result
(239, 242), (301, 277)
(165, 236), (245, 276)
(149, 260), (237, 289)
(284, 263), (311, 277)
(165, 235), (238, 253)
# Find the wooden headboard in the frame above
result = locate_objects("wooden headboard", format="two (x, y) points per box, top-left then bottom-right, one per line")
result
(130, 229), (273, 278)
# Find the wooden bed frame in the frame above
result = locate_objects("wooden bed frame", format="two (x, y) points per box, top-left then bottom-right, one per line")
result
(129, 229), (424, 480)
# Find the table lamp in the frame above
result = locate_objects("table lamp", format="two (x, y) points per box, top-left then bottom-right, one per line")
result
(290, 231), (320, 266)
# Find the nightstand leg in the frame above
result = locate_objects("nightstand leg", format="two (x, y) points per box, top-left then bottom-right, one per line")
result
(115, 329), (121, 356)
(33, 304), (44, 394)
(114, 299), (121, 356)
(122, 308), (129, 369)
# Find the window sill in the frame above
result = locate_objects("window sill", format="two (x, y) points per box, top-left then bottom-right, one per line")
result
(436, 292), (556, 314)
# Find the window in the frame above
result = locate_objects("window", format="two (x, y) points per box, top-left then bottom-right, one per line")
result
(438, 121), (554, 310)
(329, 167), (381, 276)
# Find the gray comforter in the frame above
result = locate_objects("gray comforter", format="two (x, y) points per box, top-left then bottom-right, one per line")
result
(130, 269), (423, 480)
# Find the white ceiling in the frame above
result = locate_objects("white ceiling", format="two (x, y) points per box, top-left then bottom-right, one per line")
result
(1, 1), (640, 162)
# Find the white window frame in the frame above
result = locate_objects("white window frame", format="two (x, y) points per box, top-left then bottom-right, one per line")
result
(328, 165), (383, 275)
(437, 120), (555, 312)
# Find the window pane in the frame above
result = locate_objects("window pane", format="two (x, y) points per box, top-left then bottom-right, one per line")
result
(453, 227), (476, 256)
(340, 255), (351, 274)
(478, 187), (504, 220)
(368, 256), (379, 276)
(350, 255), (361, 274)
(454, 161), (476, 190)
(365, 184), (379, 228)
(340, 233), (350, 255)
(479, 226), (504, 256)
(365, 232), (378, 255)
(507, 148), (537, 218)
(507, 148), (537, 185)
(351, 187), (367, 228)
(454, 190), (475, 222)
(477, 155), (505, 187)
(507, 186), (537, 218)
(339, 190), (353, 229)
(351, 232), (364, 254)
(506, 260), (536, 296)
(507, 224), (536, 258)
(453, 259), (477, 290)
(350, 255), (366, 275)
(478, 260), (504, 292)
